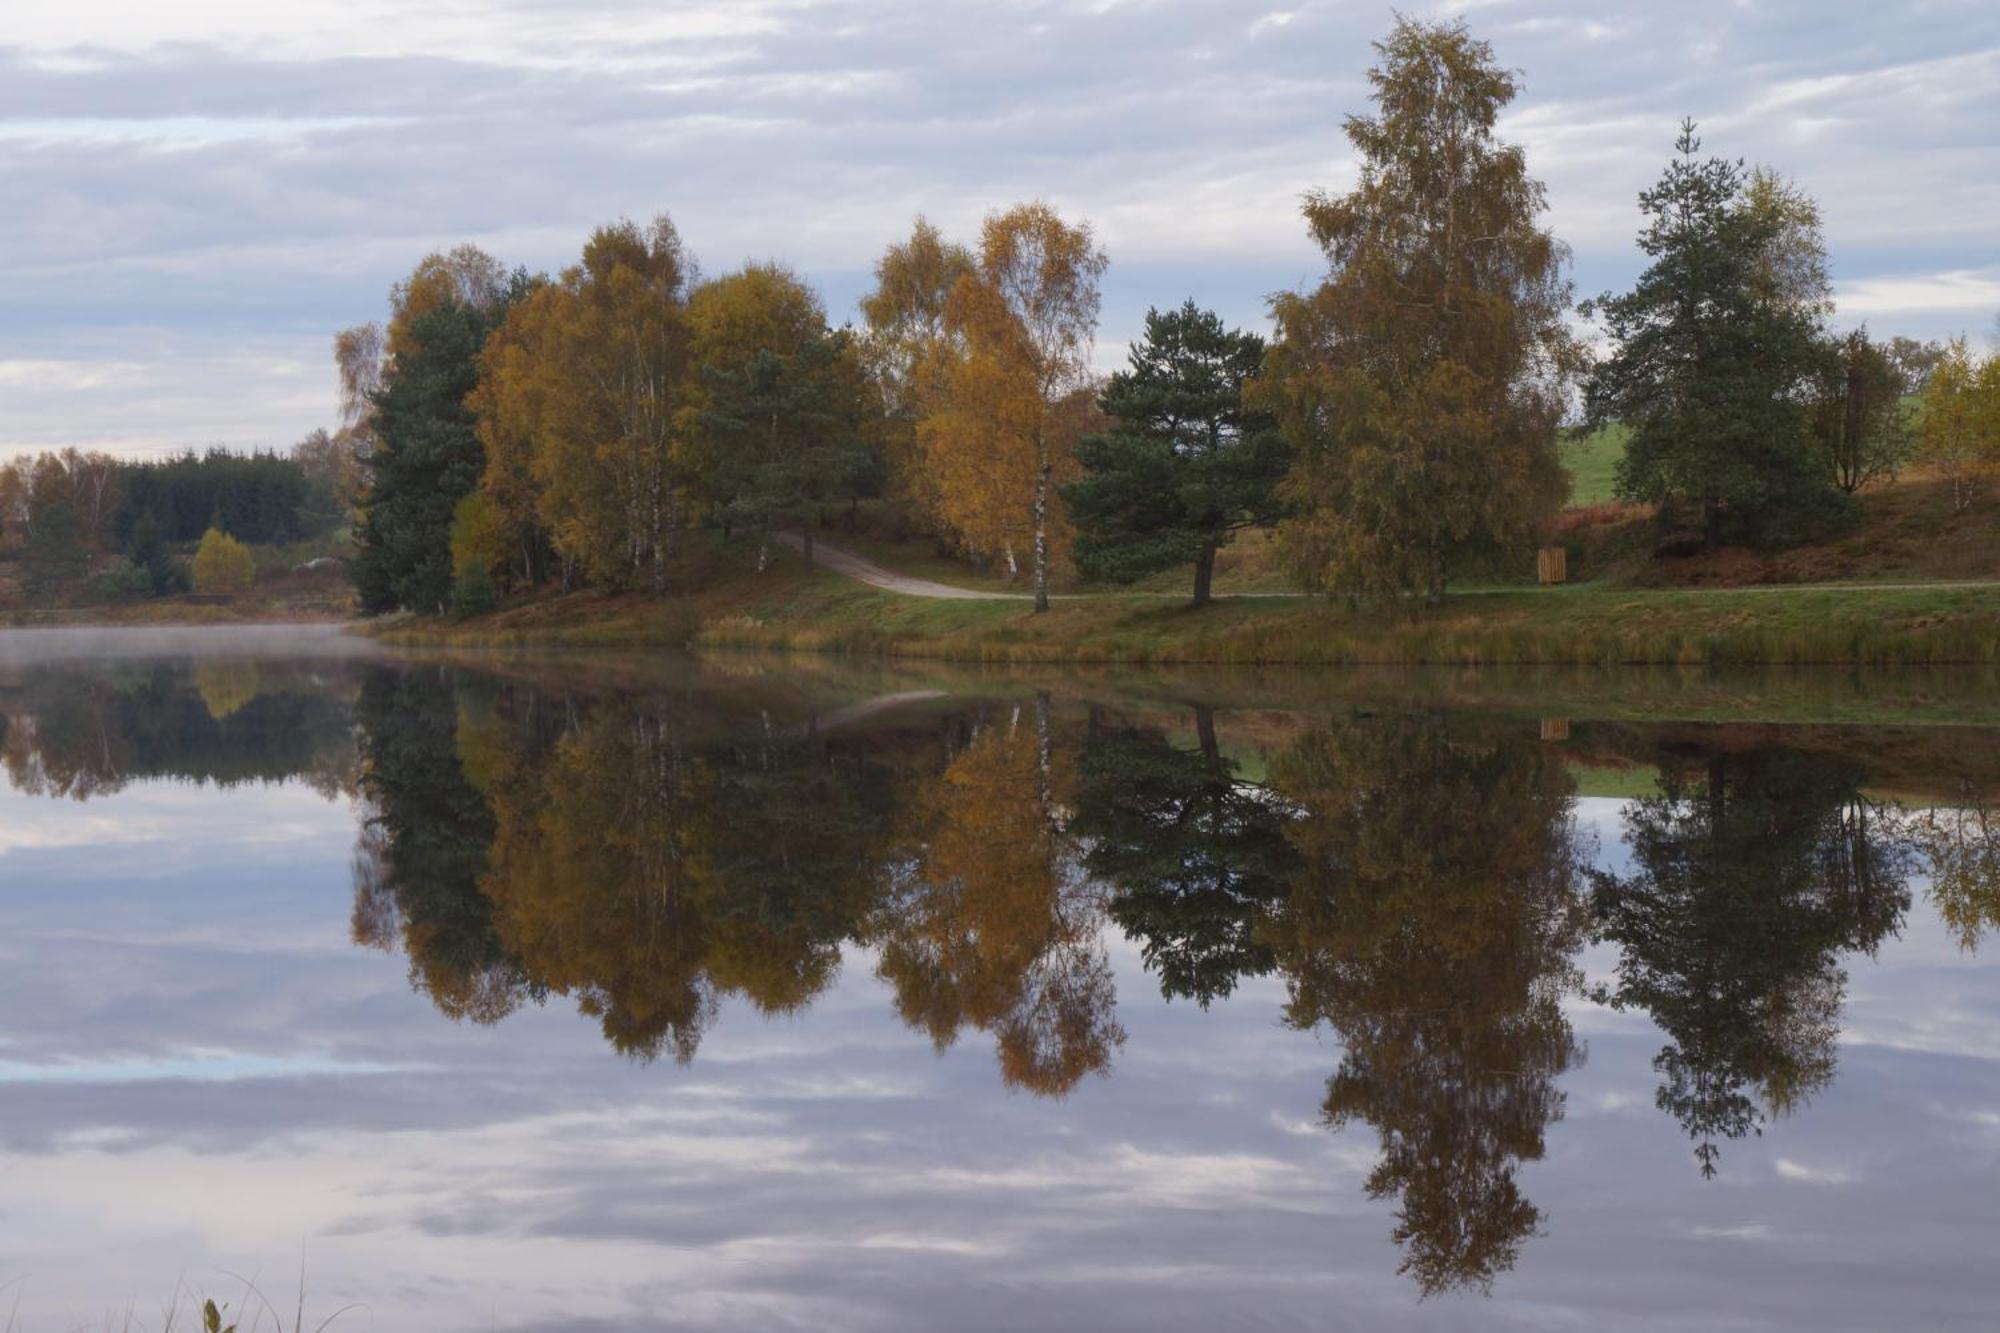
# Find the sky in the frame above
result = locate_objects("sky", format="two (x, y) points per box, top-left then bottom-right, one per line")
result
(1, 0), (1997, 460)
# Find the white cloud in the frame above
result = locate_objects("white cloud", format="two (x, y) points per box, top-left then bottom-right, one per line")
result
(1836, 268), (2000, 318)
(1775, 1158), (1856, 1186)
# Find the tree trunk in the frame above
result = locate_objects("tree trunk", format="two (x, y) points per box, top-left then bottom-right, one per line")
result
(801, 525), (815, 568)
(1193, 703), (1219, 763)
(1032, 458), (1051, 613)
(1191, 542), (1217, 607)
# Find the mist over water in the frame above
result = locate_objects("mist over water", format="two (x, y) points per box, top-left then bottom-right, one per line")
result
(0, 643), (1993, 1330)
(0, 622), (377, 665)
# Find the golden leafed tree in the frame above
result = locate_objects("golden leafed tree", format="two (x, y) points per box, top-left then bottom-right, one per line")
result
(919, 203), (1107, 610)
(866, 699), (1125, 1094)
(191, 527), (255, 597)
(1257, 18), (1579, 601)
(386, 243), (508, 362)
(861, 216), (976, 521)
(472, 216), (696, 589)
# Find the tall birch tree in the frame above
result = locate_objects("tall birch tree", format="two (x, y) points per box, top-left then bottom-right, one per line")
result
(921, 203), (1107, 611)
(1257, 17), (1578, 601)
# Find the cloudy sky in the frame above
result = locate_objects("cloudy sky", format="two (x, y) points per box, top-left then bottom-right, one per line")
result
(1, 0), (1996, 460)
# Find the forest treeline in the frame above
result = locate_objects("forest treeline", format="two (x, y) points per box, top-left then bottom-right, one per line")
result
(329, 16), (2000, 621)
(0, 444), (352, 603)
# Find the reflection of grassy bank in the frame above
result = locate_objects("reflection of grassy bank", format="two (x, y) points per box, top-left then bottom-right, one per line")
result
(369, 643), (2000, 733)
(4, 589), (352, 629)
(373, 553), (2000, 668)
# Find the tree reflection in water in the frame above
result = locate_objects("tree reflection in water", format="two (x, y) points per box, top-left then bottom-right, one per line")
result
(15, 655), (1979, 1299)
(1591, 746), (1910, 1177)
(867, 694), (1127, 1095)
(1262, 714), (1587, 1294)
(1071, 705), (1297, 1007)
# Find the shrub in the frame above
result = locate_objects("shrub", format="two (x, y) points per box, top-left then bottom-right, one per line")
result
(450, 561), (499, 619)
(192, 527), (255, 597)
(79, 557), (155, 605)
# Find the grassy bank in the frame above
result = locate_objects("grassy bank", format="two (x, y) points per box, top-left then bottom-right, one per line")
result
(369, 547), (2000, 666)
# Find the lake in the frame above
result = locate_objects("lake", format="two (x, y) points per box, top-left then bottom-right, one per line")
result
(0, 629), (1994, 1331)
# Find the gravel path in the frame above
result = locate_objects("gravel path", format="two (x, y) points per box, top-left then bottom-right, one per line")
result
(777, 532), (2000, 603)
(775, 532), (1032, 600)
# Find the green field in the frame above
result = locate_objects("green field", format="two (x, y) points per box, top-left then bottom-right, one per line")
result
(1561, 423), (1630, 506)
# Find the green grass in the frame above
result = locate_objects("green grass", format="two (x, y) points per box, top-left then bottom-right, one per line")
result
(377, 537), (2000, 667)
(690, 572), (2000, 666)
(1560, 423), (1630, 506)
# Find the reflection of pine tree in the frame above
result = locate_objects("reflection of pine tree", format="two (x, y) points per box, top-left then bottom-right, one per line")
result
(1264, 714), (1586, 1296)
(1593, 748), (1910, 1177)
(354, 665), (524, 1024)
(1071, 706), (1298, 1006)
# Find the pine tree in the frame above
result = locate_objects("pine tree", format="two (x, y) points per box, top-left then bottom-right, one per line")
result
(1063, 301), (1287, 605)
(356, 293), (511, 613)
(1584, 122), (1848, 547)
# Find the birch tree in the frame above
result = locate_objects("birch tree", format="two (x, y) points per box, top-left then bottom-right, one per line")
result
(471, 216), (695, 589)
(1258, 17), (1578, 600)
(920, 203), (1107, 610)
(860, 217), (975, 523)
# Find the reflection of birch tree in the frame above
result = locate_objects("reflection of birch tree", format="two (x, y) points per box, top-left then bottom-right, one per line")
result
(1903, 788), (2000, 951)
(1264, 715), (1586, 1295)
(867, 695), (1125, 1095)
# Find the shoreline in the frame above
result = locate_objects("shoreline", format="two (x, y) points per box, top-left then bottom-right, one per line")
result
(359, 572), (2000, 667)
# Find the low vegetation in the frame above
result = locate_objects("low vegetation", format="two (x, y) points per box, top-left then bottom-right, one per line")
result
(0, 446), (356, 621)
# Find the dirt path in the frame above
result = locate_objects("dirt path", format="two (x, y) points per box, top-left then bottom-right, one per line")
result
(778, 532), (2000, 604)
(775, 533), (1032, 600)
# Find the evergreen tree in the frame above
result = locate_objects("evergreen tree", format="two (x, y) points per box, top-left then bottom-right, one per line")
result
(21, 498), (89, 602)
(694, 324), (876, 568)
(125, 509), (182, 596)
(1584, 122), (1847, 547)
(356, 296), (511, 614)
(1062, 302), (1288, 605)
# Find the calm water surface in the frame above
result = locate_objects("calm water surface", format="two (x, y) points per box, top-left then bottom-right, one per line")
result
(0, 630), (1994, 1330)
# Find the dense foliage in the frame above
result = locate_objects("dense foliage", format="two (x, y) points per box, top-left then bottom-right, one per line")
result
(117, 448), (333, 546)
(0, 445), (338, 605)
(1256, 17), (1578, 601)
(356, 273), (522, 614)
(1062, 302), (1288, 605)
(304, 16), (1982, 623)
(1585, 122), (1849, 547)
